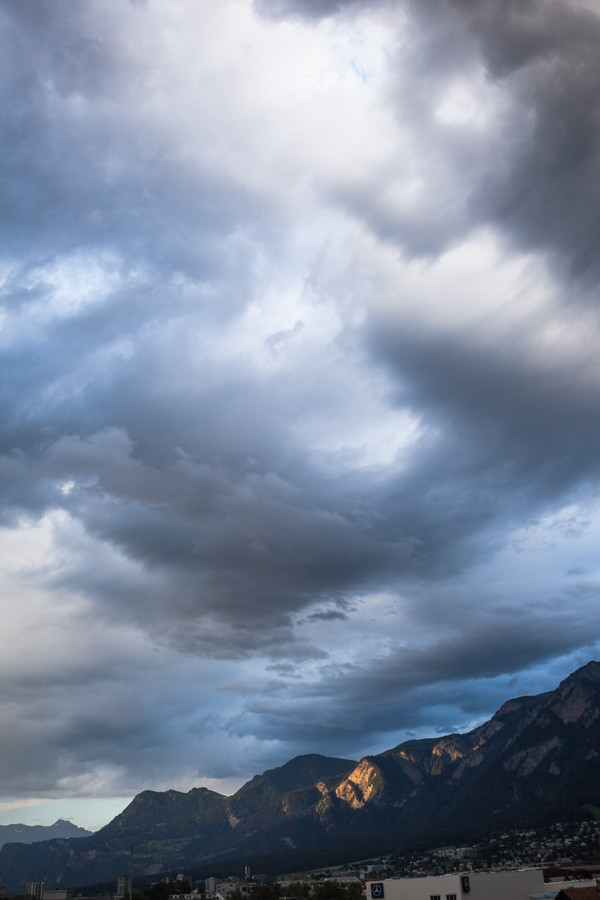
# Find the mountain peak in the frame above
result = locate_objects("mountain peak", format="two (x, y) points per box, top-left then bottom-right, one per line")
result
(233, 753), (356, 803)
(561, 659), (600, 687)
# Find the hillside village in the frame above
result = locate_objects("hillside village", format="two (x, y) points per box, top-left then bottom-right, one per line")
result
(5, 818), (600, 900)
(122, 818), (600, 900)
(119, 817), (600, 896)
(391, 819), (600, 877)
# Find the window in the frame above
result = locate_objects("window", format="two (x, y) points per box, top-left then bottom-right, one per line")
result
(446, 895), (457, 900)
(430, 895), (441, 900)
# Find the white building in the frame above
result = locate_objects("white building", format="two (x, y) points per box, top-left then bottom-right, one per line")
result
(116, 874), (130, 899)
(365, 870), (547, 900)
(26, 885), (72, 900)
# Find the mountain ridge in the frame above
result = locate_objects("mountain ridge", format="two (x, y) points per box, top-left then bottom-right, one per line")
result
(0, 820), (93, 851)
(3, 661), (600, 890)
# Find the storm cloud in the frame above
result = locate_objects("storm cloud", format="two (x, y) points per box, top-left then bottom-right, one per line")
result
(2, 0), (600, 828)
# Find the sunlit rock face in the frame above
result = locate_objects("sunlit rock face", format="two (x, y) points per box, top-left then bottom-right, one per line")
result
(334, 758), (385, 809)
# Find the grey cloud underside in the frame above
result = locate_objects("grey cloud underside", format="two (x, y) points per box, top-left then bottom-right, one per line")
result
(2, 0), (600, 800)
(457, 0), (600, 284)
(253, 0), (373, 20)
(0, 1), (596, 613)
(0, 0), (598, 639)
(373, 322), (600, 527)
(1, 0), (265, 285)
(3, 665), (215, 795)
(225, 607), (600, 755)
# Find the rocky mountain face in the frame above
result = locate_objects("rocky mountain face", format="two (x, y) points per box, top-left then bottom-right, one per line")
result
(320, 661), (600, 839)
(0, 820), (92, 850)
(3, 662), (600, 890)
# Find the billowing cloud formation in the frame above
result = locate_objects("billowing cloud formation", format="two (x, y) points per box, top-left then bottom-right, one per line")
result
(2, 0), (600, 827)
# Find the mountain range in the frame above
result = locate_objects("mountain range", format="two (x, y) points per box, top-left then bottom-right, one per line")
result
(3, 661), (600, 891)
(0, 820), (92, 851)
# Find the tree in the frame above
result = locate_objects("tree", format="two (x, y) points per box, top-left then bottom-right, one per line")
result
(250, 885), (280, 900)
(282, 884), (311, 899)
(313, 883), (346, 900)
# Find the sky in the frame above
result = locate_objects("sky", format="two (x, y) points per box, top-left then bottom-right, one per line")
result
(2, 0), (600, 833)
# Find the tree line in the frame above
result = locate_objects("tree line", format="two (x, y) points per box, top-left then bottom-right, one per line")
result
(132, 879), (363, 900)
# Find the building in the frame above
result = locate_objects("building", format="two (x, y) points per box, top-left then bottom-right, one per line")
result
(25, 887), (72, 900)
(116, 874), (130, 899)
(452, 849), (477, 861)
(366, 870), (547, 900)
(554, 888), (600, 900)
(26, 885), (44, 900)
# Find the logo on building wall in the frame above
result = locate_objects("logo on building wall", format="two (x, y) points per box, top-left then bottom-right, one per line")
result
(460, 876), (470, 893)
(370, 884), (384, 898)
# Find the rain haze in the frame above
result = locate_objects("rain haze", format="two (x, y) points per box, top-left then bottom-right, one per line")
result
(2, 0), (600, 832)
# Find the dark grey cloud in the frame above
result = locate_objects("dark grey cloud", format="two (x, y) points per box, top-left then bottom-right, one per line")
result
(370, 314), (600, 553)
(456, 0), (600, 284)
(306, 609), (348, 621)
(300, 0), (600, 287)
(254, 0), (373, 21)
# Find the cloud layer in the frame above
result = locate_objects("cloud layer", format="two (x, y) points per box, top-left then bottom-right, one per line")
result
(2, 0), (600, 827)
